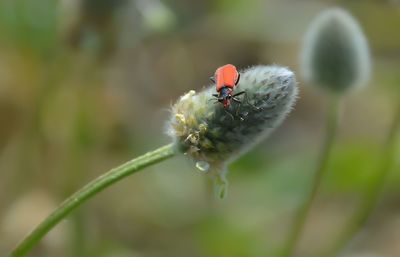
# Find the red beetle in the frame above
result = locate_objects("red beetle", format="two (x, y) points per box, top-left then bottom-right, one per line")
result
(210, 64), (244, 108)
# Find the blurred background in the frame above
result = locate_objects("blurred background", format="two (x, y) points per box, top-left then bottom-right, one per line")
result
(0, 0), (400, 257)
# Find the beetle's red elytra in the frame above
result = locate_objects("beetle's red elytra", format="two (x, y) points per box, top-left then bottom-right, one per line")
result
(210, 64), (244, 108)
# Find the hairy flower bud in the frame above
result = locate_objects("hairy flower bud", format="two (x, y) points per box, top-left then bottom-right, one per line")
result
(301, 8), (371, 93)
(167, 65), (298, 198)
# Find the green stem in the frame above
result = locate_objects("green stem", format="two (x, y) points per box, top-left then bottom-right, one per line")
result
(8, 144), (176, 257)
(321, 102), (400, 257)
(280, 95), (341, 257)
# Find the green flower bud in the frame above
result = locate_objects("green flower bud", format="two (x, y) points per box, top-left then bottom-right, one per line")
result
(167, 65), (298, 198)
(301, 8), (371, 93)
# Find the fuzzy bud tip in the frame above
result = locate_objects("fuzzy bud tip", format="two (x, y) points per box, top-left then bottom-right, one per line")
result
(301, 8), (371, 93)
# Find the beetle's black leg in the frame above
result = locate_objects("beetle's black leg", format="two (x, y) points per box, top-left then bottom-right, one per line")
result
(232, 92), (245, 117)
(232, 97), (241, 103)
(223, 94), (243, 120)
(232, 91), (245, 97)
(234, 99), (245, 120)
(237, 102), (244, 120)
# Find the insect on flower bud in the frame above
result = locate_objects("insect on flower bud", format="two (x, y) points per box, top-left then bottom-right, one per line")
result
(301, 8), (371, 93)
(167, 65), (298, 198)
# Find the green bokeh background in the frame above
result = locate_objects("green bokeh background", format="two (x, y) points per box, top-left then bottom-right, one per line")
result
(0, 0), (399, 257)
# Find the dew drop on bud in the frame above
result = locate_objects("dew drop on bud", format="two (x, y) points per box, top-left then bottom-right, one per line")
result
(195, 161), (210, 172)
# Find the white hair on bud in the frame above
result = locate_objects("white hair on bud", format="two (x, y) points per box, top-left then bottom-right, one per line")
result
(301, 8), (371, 92)
(166, 65), (298, 198)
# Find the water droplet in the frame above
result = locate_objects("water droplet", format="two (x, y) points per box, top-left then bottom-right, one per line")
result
(195, 161), (210, 172)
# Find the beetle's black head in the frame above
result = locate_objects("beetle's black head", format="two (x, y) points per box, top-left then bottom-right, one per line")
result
(213, 86), (232, 108)
(219, 87), (232, 100)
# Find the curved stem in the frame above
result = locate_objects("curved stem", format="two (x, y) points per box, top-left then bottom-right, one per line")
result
(280, 95), (341, 257)
(8, 144), (176, 257)
(321, 102), (400, 257)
